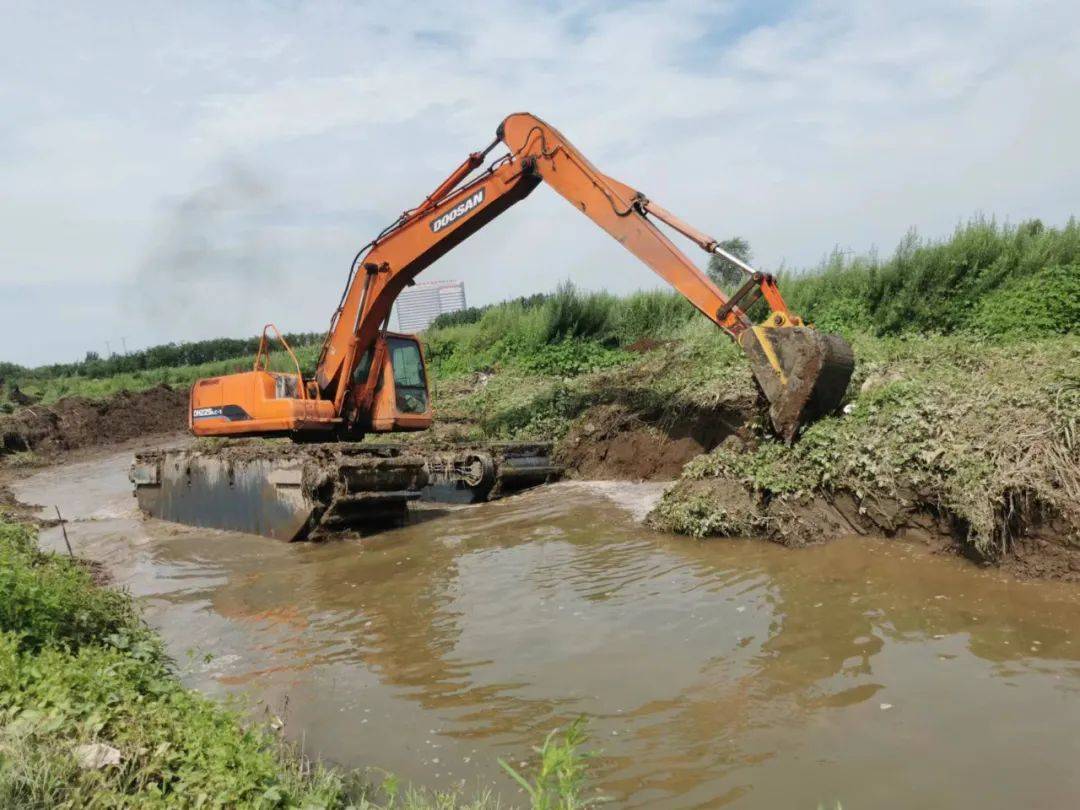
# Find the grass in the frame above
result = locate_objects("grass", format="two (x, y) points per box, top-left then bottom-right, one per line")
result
(422, 316), (753, 444)
(0, 518), (602, 808)
(423, 285), (695, 380)
(0, 519), (353, 808)
(499, 718), (602, 810)
(782, 216), (1080, 337)
(424, 217), (1079, 384)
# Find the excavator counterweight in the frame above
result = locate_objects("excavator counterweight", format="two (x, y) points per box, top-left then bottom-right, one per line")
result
(132, 112), (854, 539)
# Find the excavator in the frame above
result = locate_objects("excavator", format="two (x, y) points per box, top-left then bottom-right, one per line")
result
(130, 112), (854, 541)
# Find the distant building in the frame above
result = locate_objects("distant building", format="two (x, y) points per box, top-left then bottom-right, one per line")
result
(395, 280), (467, 332)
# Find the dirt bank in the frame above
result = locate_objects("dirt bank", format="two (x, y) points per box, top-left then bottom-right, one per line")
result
(557, 400), (1080, 581)
(0, 384), (188, 457)
(554, 401), (755, 480)
(644, 335), (1080, 582)
(650, 474), (1080, 582)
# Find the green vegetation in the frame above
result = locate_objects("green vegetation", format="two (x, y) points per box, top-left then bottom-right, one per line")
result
(423, 283), (695, 380)
(424, 217), (1078, 382)
(782, 217), (1080, 337)
(0, 518), (354, 807)
(2, 345), (322, 410)
(8, 332), (324, 382)
(424, 313), (753, 444)
(0, 518), (602, 808)
(499, 718), (602, 810)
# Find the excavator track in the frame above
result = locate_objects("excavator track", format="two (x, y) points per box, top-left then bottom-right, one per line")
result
(419, 441), (560, 503)
(130, 440), (559, 541)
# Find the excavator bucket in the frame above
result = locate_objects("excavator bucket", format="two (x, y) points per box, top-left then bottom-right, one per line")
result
(738, 326), (855, 442)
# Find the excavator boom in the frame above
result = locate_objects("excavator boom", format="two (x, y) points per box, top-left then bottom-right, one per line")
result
(311, 112), (853, 441)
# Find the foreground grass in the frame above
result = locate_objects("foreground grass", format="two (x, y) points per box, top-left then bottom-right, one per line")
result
(0, 519), (598, 808)
(0, 519), (357, 807)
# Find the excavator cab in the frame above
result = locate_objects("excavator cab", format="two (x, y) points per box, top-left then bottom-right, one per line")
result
(190, 326), (432, 438)
(351, 332), (432, 433)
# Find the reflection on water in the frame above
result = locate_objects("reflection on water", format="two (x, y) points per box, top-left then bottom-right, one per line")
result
(15, 450), (1080, 809)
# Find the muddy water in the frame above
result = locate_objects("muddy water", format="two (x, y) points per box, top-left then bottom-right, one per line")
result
(14, 446), (1080, 809)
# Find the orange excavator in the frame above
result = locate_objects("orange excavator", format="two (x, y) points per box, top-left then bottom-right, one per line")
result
(131, 113), (853, 541)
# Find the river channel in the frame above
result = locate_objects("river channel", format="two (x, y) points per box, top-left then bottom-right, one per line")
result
(13, 443), (1080, 808)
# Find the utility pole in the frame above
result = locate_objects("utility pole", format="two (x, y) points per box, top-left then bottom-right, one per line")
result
(105, 340), (112, 357)
(121, 337), (128, 355)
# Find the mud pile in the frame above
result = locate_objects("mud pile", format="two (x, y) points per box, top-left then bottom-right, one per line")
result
(554, 402), (754, 480)
(0, 384), (188, 456)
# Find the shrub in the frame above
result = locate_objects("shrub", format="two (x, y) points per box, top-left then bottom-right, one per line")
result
(783, 217), (1080, 337)
(0, 522), (142, 654)
(499, 717), (603, 810)
(516, 340), (628, 377)
(971, 264), (1080, 336)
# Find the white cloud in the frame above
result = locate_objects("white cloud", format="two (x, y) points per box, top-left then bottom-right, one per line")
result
(1, 0), (1078, 364)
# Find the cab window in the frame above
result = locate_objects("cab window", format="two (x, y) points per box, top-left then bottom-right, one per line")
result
(387, 337), (428, 414)
(351, 348), (374, 385)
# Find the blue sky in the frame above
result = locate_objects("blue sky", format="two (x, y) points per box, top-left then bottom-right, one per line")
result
(2, 0), (1078, 365)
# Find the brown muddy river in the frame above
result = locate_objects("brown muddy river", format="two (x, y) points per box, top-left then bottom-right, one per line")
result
(14, 443), (1080, 808)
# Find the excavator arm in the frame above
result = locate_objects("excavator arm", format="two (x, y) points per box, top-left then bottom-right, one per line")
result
(314, 112), (853, 441)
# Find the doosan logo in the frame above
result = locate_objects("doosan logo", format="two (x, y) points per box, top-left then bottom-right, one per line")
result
(430, 189), (485, 233)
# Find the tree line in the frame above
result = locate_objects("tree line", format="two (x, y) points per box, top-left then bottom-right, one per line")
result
(9, 332), (325, 381)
